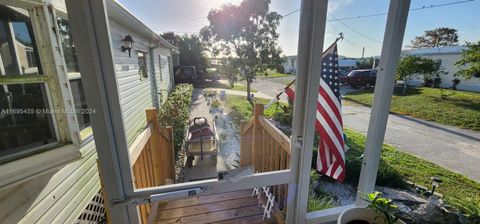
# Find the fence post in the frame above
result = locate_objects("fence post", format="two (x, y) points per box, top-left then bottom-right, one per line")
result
(240, 121), (247, 167)
(252, 104), (264, 172)
(146, 108), (165, 186)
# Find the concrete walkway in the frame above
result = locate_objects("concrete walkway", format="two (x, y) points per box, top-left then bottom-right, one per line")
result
(251, 78), (480, 182)
(183, 89), (228, 182)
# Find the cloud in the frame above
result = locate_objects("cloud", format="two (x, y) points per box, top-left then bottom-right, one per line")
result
(328, 0), (353, 12)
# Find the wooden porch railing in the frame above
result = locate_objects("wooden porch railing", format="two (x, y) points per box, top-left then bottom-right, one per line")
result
(128, 108), (175, 223)
(240, 104), (291, 221)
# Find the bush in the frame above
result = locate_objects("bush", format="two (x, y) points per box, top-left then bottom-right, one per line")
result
(273, 103), (293, 126)
(275, 65), (285, 74)
(211, 100), (221, 108)
(158, 84), (194, 156)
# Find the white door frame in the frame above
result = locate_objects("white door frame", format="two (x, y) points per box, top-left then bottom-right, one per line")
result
(64, 0), (412, 222)
(356, 0), (411, 204)
(287, 0), (329, 223)
(65, 0), (138, 223)
(65, 0), (297, 223)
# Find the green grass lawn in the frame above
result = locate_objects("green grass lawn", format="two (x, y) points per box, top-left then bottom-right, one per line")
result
(225, 94), (287, 125)
(230, 83), (257, 92)
(343, 128), (480, 209)
(258, 69), (293, 78)
(344, 87), (480, 131)
(203, 82), (257, 92)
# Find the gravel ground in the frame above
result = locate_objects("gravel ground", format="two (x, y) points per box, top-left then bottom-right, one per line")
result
(208, 94), (242, 168)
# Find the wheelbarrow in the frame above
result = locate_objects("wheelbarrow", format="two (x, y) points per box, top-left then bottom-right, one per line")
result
(185, 117), (218, 167)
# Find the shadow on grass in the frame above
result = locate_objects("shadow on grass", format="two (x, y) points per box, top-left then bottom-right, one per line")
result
(345, 86), (422, 97)
(426, 94), (480, 112)
(197, 81), (232, 89)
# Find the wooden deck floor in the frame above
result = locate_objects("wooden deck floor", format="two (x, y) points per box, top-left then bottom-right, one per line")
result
(155, 189), (272, 224)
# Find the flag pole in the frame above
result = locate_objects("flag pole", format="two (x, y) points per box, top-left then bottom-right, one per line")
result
(277, 32), (344, 98)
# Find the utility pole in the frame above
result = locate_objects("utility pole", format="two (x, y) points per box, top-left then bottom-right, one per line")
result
(362, 47), (365, 58)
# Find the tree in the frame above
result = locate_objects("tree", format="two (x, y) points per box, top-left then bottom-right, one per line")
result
(161, 32), (180, 46)
(202, 0), (284, 103)
(218, 57), (240, 87)
(356, 57), (379, 69)
(455, 41), (480, 79)
(396, 55), (439, 94)
(162, 32), (210, 76)
(410, 27), (459, 48)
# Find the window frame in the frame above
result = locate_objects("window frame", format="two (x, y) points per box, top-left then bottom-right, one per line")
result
(137, 50), (148, 80)
(0, 3), (85, 163)
(57, 17), (93, 141)
(0, 6), (61, 161)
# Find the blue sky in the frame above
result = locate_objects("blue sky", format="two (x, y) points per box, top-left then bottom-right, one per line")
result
(118, 0), (480, 58)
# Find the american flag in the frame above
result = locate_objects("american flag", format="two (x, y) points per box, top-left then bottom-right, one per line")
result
(315, 43), (345, 182)
(280, 42), (345, 181)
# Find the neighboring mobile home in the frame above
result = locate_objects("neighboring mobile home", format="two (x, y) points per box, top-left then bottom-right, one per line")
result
(0, 0), (178, 223)
(401, 46), (480, 92)
(282, 55), (358, 75)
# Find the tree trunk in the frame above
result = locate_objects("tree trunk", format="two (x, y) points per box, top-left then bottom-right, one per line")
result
(246, 80), (254, 106)
(402, 78), (408, 95)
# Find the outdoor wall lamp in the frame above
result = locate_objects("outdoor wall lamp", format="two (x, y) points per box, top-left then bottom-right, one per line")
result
(121, 35), (134, 57)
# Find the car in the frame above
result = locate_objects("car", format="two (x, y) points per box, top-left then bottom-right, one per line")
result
(346, 69), (377, 88)
(339, 70), (348, 84)
(174, 66), (197, 84)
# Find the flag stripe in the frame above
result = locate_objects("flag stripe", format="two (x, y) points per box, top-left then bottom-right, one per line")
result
(319, 88), (343, 126)
(316, 119), (345, 164)
(317, 99), (343, 140)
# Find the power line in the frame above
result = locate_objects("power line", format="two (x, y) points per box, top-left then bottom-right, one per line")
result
(282, 9), (300, 17)
(329, 14), (382, 43)
(327, 22), (381, 51)
(279, 0), (475, 21)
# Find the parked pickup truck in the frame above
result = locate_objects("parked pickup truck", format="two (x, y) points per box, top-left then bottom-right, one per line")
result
(174, 66), (198, 84)
(346, 69), (377, 88)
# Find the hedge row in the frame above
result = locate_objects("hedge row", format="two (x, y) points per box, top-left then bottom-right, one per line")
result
(158, 84), (194, 156)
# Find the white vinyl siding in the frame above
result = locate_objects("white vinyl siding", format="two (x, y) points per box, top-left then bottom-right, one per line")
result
(0, 142), (98, 224)
(109, 19), (155, 146)
(0, 2), (175, 224)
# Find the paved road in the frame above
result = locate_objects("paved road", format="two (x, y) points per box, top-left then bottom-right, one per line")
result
(252, 77), (480, 182)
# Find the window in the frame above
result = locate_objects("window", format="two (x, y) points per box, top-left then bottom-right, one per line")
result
(0, 83), (56, 158)
(0, 6), (56, 160)
(138, 51), (148, 79)
(57, 18), (91, 139)
(0, 6), (42, 76)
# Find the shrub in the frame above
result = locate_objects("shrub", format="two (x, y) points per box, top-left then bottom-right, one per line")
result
(273, 103), (293, 126)
(211, 100), (221, 108)
(158, 84), (194, 156)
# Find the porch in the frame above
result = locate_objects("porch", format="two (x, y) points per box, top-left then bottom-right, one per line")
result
(119, 103), (291, 223)
(154, 190), (267, 224)
(65, 0), (413, 223)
